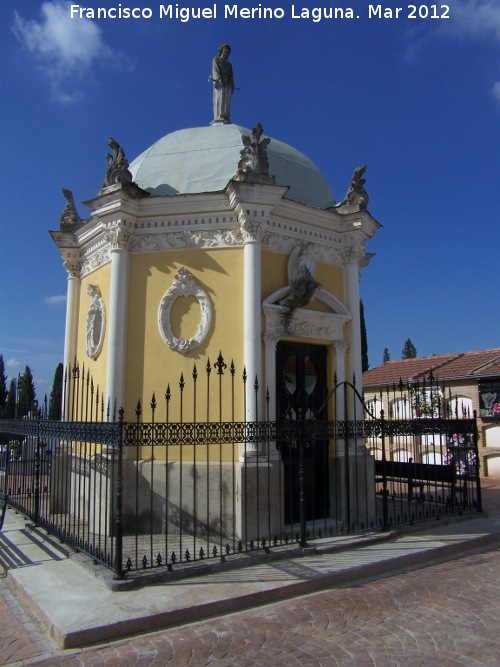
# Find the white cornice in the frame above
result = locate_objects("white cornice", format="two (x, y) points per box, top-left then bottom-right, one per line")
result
(52, 182), (381, 277)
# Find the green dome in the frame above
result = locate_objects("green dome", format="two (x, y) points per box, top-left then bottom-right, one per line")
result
(130, 124), (336, 209)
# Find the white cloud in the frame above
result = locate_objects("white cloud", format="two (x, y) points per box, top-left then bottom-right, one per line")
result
(44, 294), (67, 306)
(406, 1), (500, 105)
(492, 81), (500, 102)
(6, 358), (20, 370)
(448, 1), (500, 104)
(447, 0), (500, 41)
(12, 0), (115, 103)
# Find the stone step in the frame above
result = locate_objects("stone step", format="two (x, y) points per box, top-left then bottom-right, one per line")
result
(0, 511), (71, 571)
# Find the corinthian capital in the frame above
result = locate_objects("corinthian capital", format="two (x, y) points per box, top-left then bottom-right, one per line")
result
(343, 242), (365, 265)
(63, 260), (81, 278)
(105, 223), (131, 251)
(333, 340), (349, 354)
(238, 210), (262, 244)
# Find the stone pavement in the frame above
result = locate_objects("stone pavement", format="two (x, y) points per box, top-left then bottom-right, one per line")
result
(1, 480), (500, 666)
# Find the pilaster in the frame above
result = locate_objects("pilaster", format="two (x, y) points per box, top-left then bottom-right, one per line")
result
(105, 221), (131, 415)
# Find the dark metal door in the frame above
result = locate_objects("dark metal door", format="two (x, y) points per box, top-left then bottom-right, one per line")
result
(276, 342), (329, 524)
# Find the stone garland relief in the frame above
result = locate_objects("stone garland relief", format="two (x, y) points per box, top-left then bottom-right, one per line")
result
(158, 268), (212, 355)
(86, 284), (106, 360)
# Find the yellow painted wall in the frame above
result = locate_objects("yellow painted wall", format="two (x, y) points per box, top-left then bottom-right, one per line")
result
(262, 250), (288, 297)
(124, 248), (245, 421)
(72, 263), (111, 418)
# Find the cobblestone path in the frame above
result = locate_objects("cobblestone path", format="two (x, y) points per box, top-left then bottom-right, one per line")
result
(1, 479), (499, 666)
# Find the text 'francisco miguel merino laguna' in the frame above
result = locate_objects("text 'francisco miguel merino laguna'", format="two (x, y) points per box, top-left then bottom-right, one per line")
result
(70, 4), (360, 22)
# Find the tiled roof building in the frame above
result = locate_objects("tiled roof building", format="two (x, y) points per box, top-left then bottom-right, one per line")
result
(363, 349), (500, 476)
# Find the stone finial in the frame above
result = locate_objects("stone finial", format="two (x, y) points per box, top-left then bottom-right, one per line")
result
(59, 188), (83, 230)
(234, 123), (275, 185)
(102, 137), (133, 188)
(337, 165), (369, 210)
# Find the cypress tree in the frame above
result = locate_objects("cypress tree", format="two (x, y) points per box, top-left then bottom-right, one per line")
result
(5, 379), (16, 419)
(17, 366), (37, 418)
(360, 300), (369, 372)
(48, 363), (64, 420)
(402, 338), (417, 359)
(0, 355), (7, 416)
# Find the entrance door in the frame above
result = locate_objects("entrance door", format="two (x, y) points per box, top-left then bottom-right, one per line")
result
(276, 342), (329, 524)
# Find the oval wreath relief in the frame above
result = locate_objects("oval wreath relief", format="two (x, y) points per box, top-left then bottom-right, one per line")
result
(158, 267), (212, 354)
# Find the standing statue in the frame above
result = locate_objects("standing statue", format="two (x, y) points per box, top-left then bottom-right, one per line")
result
(211, 44), (234, 123)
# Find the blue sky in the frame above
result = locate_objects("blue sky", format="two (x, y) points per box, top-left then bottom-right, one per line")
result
(1, 0), (499, 400)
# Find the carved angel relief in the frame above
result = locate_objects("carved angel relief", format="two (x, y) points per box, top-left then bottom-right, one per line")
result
(158, 268), (212, 354)
(279, 244), (321, 310)
(86, 285), (106, 360)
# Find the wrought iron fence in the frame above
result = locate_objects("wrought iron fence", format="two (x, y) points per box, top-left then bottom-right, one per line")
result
(0, 358), (481, 580)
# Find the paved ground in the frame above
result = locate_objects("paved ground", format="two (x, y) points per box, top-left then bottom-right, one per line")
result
(2, 480), (500, 666)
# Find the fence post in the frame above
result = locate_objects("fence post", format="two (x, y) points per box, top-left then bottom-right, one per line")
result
(380, 408), (389, 531)
(344, 381), (351, 532)
(473, 410), (482, 512)
(34, 417), (41, 523)
(113, 407), (125, 580)
(298, 411), (308, 548)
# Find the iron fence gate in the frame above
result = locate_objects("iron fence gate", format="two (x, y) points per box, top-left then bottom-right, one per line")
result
(0, 358), (481, 579)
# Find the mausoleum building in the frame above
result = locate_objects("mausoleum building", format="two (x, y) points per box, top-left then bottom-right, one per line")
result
(49, 52), (381, 538)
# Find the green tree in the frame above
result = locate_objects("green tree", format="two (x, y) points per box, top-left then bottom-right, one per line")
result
(383, 348), (391, 364)
(0, 355), (7, 416)
(17, 366), (37, 418)
(360, 300), (369, 372)
(402, 338), (417, 359)
(5, 378), (16, 419)
(48, 363), (64, 420)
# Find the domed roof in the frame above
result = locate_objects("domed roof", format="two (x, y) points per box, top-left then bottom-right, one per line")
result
(129, 124), (336, 209)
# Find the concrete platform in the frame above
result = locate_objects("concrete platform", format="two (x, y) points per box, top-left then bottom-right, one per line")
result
(2, 505), (500, 650)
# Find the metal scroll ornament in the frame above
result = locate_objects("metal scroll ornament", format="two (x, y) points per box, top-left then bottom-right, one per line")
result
(158, 268), (212, 354)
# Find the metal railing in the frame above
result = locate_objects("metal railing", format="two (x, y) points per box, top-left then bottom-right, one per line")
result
(0, 359), (481, 580)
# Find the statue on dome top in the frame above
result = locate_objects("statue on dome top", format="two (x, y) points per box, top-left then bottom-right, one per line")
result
(211, 44), (234, 124)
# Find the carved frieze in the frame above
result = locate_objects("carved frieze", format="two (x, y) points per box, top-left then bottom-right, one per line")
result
(265, 310), (341, 340)
(158, 268), (212, 355)
(80, 247), (111, 278)
(129, 228), (245, 253)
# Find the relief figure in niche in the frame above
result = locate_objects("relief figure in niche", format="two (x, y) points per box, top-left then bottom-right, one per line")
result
(86, 284), (106, 360)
